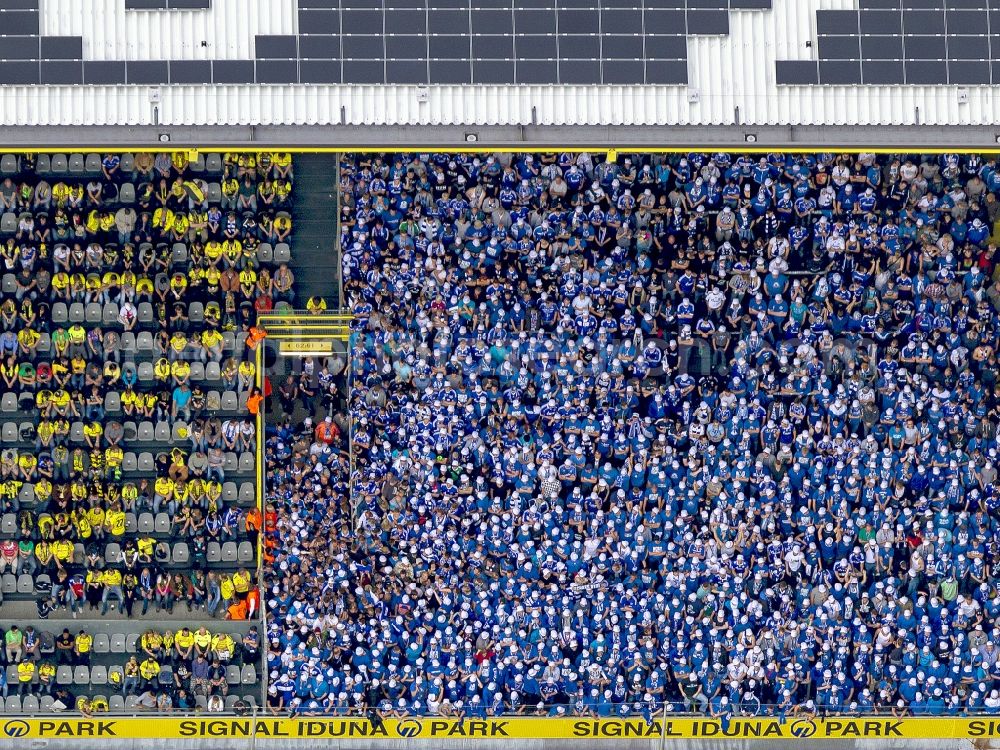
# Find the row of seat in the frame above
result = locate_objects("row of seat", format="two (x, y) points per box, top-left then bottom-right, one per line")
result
(44, 303), (252, 329)
(169, 242), (291, 266)
(0, 541), (253, 582)
(0, 419), (254, 448)
(0, 474), (255, 509)
(0, 692), (259, 713)
(1, 507), (255, 537)
(0, 153), (229, 177)
(104, 540), (257, 566)
(27, 629), (252, 657)
(4, 391), (249, 416)
(4, 662), (257, 687)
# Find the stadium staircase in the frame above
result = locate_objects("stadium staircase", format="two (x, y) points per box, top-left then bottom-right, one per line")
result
(290, 154), (341, 308)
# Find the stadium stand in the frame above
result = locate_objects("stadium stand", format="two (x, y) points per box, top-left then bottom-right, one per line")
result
(0, 151), (290, 713)
(263, 151), (1000, 720)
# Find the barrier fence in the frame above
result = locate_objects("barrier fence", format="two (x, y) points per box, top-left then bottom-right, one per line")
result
(3, 711), (1000, 741)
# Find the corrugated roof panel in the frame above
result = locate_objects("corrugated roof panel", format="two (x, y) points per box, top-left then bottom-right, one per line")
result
(0, 0), (998, 126)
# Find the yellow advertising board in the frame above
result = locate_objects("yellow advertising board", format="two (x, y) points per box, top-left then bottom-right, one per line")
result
(5, 716), (1000, 740)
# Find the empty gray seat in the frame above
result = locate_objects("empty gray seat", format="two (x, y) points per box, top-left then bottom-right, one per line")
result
(84, 153), (102, 174)
(188, 301), (204, 323)
(154, 513), (171, 534)
(137, 362), (154, 381)
(226, 665), (241, 685)
(239, 482), (256, 505)
(51, 302), (68, 323)
(50, 154), (68, 173)
(0, 394), (16, 413)
(105, 544), (122, 565)
(173, 543), (189, 564)
(0, 154), (18, 175)
(16, 574), (32, 593)
(121, 452), (137, 473)
(1, 574), (15, 594)
(223, 482), (238, 503)
(136, 331), (154, 351)
(221, 541), (238, 562)
(118, 182), (135, 204)
(241, 664), (257, 684)
(0, 423), (15, 444)
(0, 514), (15, 536)
(110, 633), (127, 653)
(85, 302), (102, 323)
(237, 541), (255, 563)
(223, 452), (238, 473)
(274, 243), (291, 263)
(104, 392), (121, 413)
(20, 695), (38, 713)
(93, 634), (110, 654)
(138, 513), (154, 533)
(35, 154), (50, 174)
(206, 542), (222, 563)
(5, 696), (20, 712)
(1, 274), (15, 294)
(205, 153), (223, 173)
(256, 243), (273, 263)
(73, 666), (89, 685)
(119, 153), (135, 172)
(138, 452), (155, 472)
(103, 302), (119, 325)
(0, 213), (16, 234)
(39, 695), (55, 712)
(68, 153), (85, 173)
(205, 361), (221, 381)
(90, 666), (108, 685)
(188, 361), (205, 381)
(154, 421), (170, 442)
(109, 695), (125, 713)
(239, 453), (255, 473)
(207, 182), (222, 202)
(125, 633), (139, 652)
(221, 391), (238, 412)
(68, 302), (85, 322)
(137, 302), (153, 323)
(125, 513), (137, 534)
(171, 243), (188, 264)
(120, 332), (136, 353)
(137, 421), (154, 442)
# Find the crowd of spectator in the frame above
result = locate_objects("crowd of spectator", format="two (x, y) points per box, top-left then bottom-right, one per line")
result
(0, 151), (287, 712)
(265, 151), (1000, 721)
(0, 623), (259, 714)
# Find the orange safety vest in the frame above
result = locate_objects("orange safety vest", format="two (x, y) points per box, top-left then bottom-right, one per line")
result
(244, 508), (262, 533)
(226, 598), (249, 621)
(246, 392), (263, 416)
(246, 326), (267, 349)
